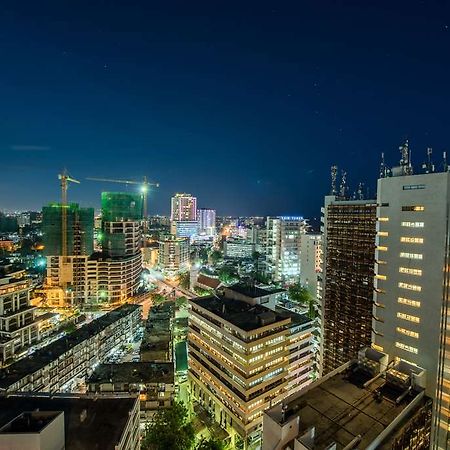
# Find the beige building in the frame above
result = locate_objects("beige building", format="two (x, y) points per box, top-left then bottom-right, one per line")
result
(0, 267), (40, 366)
(158, 236), (190, 277)
(188, 286), (317, 448)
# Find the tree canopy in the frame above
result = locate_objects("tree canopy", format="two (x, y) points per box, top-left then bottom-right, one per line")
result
(142, 401), (195, 450)
(195, 438), (226, 450)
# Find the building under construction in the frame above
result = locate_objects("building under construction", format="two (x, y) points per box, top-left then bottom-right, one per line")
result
(320, 192), (377, 374)
(42, 203), (94, 256)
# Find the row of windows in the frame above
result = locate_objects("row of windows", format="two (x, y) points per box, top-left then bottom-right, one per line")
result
(399, 267), (422, 276)
(401, 221), (424, 228)
(398, 282), (421, 292)
(400, 237), (424, 244)
(397, 312), (420, 323)
(402, 206), (425, 212)
(395, 342), (418, 354)
(396, 327), (419, 339)
(398, 297), (421, 308)
(400, 252), (423, 260)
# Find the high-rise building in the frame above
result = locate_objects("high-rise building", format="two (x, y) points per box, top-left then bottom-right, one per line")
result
(171, 220), (199, 240)
(0, 266), (40, 366)
(266, 217), (306, 283)
(299, 233), (322, 296)
(372, 169), (450, 449)
(42, 203), (94, 256)
(320, 196), (377, 374)
(198, 208), (216, 236)
(188, 286), (317, 448)
(171, 193), (197, 221)
(158, 236), (189, 277)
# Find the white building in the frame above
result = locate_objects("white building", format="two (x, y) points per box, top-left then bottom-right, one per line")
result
(373, 169), (450, 449)
(223, 239), (255, 259)
(158, 236), (190, 277)
(171, 220), (199, 240)
(171, 193), (197, 221)
(299, 233), (322, 296)
(266, 217), (307, 283)
(198, 208), (216, 236)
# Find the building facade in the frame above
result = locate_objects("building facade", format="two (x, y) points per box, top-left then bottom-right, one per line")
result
(223, 239), (255, 259)
(320, 196), (377, 374)
(198, 208), (216, 236)
(171, 193), (197, 221)
(299, 233), (322, 297)
(266, 217), (306, 283)
(158, 236), (190, 277)
(372, 170), (450, 449)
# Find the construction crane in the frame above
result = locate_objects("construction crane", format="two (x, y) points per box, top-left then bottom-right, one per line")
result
(86, 176), (159, 245)
(58, 170), (80, 257)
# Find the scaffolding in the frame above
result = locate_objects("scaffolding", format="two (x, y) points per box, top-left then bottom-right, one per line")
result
(323, 200), (377, 374)
(101, 192), (143, 222)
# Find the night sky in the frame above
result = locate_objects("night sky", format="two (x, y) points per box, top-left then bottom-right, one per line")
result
(1, 1), (450, 217)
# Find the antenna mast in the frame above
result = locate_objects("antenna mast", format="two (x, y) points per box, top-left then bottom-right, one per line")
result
(331, 165), (338, 196)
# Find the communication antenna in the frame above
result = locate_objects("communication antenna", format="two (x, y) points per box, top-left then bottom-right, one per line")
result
(399, 139), (413, 175)
(339, 170), (348, 199)
(422, 147), (435, 173)
(357, 182), (364, 200)
(330, 165), (338, 196)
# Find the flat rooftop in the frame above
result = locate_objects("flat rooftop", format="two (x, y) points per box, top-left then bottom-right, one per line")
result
(267, 363), (427, 449)
(0, 303), (140, 390)
(0, 395), (137, 450)
(226, 283), (285, 298)
(87, 362), (174, 385)
(191, 295), (288, 331)
(274, 306), (313, 327)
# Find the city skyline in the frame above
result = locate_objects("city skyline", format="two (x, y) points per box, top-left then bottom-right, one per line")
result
(1, 2), (450, 215)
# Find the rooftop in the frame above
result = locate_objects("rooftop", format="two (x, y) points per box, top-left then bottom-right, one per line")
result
(274, 306), (313, 327)
(226, 283), (285, 298)
(0, 395), (138, 450)
(87, 362), (174, 385)
(267, 362), (428, 449)
(191, 295), (288, 332)
(0, 303), (141, 390)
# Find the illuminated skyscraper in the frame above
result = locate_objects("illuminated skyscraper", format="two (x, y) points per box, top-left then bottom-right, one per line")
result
(171, 193), (197, 221)
(198, 208), (216, 236)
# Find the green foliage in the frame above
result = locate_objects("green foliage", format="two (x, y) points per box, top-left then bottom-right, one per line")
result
(176, 296), (188, 308)
(218, 266), (239, 285)
(194, 287), (211, 297)
(288, 283), (312, 305)
(195, 438), (226, 450)
(179, 271), (191, 290)
(210, 250), (222, 265)
(142, 401), (195, 450)
(198, 248), (209, 264)
(62, 322), (77, 334)
(152, 293), (166, 305)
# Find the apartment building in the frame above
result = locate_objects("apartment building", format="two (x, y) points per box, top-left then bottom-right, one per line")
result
(188, 286), (317, 447)
(0, 304), (141, 393)
(0, 266), (40, 365)
(299, 233), (322, 297)
(0, 395), (140, 450)
(320, 196), (377, 374)
(373, 170), (450, 449)
(158, 235), (190, 277)
(266, 217), (307, 283)
(87, 362), (175, 421)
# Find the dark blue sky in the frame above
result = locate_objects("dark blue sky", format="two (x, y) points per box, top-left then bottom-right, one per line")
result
(1, 1), (449, 216)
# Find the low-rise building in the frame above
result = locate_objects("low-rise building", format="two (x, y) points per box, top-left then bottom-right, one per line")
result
(0, 303), (142, 393)
(223, 239), (255, 259)
(0, 394), (140, 450)
(0, 266), (40, 366)
(87, 362), (175, 421)
(263, 348), (431, 450)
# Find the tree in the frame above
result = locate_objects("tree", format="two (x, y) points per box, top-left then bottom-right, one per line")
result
(179, 271), (191, 290)
(210, 250), (222, 265)
(199, 248), (209, 264)
(288, 283), (316, 319)
(195, 438), (226, 450)
(142, 401), (195, 450)
(176, 296), (188, 308)
(218, 266), (238, 285)
(152, 293), (165, 305)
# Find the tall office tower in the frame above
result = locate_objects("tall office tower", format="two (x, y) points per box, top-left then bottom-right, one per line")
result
(372, 167), (450, 449)
(42, 203), (94, 256)
(0, 266), (39, 366)
(171, 193), (197, 221)
(101, 192), (143, 257)
(188, 286), (317, 448)
(158, 236), (190, 277)
(321, 196), (377, 374)
(198, 208), (216, 236)
(299, 233), (322, 296)
(266, 217), (306, 283)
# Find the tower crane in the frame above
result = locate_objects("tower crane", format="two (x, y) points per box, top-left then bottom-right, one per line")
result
(86, 176), (159, 246)
(58, 170), (80, 257)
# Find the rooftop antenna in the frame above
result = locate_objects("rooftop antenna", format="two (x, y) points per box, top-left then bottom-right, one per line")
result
(379, 152), (390, 178)
(339, 170), (348, 199)
(444, 151), (448, 172)
(399, 139), (413, 175)
(331, 165), (338, 195)
(422, 147), (435, 174)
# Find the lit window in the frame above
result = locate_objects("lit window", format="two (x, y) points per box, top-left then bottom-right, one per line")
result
(400, 237), (424, 244)
(395, 342), (418, 354)
(396, 327), (419, 339)
(398, 282), (421, 292)
(372, 344), (384, 352)
(400, 252), (423, 260)
(379, 217), (389, 222)
(398, 297), (421, 308)
(399, 267), (422, 276)
(401, 222), (424, 228)
(378, 246), (388, 251)
(397, 312), (420, 323)
(378, 231), (389, 237)
(376, 274), (387, 280)
(402, 206), (425, 212)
